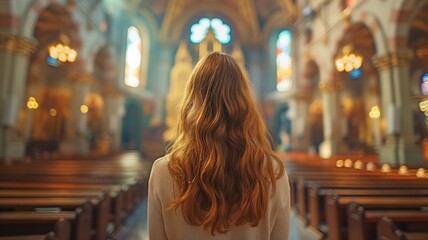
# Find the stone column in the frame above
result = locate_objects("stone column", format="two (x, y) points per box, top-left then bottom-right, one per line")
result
(102, 89), (124, 152)
(152, 45), (173, 126)
(246, 47), (263, 99)
(0, 32), (35, 160)
(289, 94), (311, 151)
(373, 50), (424, 167)
(23, 84), (43, 140)
(318, 81), (344, 158)
(364, 74), (382, 148)
(60, 72), (93, 154)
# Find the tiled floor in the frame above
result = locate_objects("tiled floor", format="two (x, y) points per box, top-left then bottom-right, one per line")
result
(124, 198), (149, 240)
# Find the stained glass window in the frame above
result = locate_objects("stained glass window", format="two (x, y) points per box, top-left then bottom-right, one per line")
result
(190, 18), (231, 44)
(422, 73), (428, 95)
(124, 26), (142, 87)
(276, 30), (293, 91)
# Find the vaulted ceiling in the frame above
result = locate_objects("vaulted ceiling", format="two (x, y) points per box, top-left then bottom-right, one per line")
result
(123, 0), (297, 45)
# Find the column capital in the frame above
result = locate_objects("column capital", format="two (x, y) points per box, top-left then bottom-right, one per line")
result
(67, 71), (96, 84)
(318, 80), (344, 92)
(103, 87), (123, 97)
(0, 32), (36, 55)
(292, 90), (311, 101)
(372, 49), (414, 70)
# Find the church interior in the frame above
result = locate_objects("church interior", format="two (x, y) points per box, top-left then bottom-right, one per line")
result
(0, 0), (428, 239)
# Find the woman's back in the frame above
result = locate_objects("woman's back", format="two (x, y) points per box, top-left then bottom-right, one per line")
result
(148, 156), (290, 240)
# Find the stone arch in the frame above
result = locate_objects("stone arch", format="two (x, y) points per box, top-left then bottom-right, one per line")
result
(19, 0), (67, 38)
(392, 0), (428, 49)
(332, 22), (380, 152)
(354, 11), (389, 55)
(302, 59), (321, 92)
(261, 11), (294, 44)
(0, 0), (21, 32)
(93, 45), (115, 84)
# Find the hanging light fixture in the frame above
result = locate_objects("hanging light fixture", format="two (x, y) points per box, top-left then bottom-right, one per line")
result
(48, 33), (77, 64)
(335, 45), (363, 73)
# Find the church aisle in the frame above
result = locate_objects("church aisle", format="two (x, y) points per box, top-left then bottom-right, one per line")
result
(123, 199), (149, 240)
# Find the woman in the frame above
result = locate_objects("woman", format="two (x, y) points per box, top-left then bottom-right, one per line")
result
(148, 52), (290, 240)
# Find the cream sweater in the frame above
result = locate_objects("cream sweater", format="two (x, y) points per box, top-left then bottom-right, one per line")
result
(148, 156), (290, 240)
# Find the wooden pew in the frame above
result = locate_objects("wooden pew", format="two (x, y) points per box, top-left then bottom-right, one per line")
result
(377, 216), (428, 240)
(0, 192), (112, 240)
(0, 198), (92, 240)
(298, 178), (428, 224)
(0, 151), (150, 239)
(347, 202), (428, 240)
(0, 181), (129, 220)
(0, 233), (56, 240)
(0, 174), (144, 210)
(0, 210), (86, 240)
(308, 187), (428, 230)
(0, 216), (70, 240)
(325, 195), (428, 240)
(0, 189), (122, 230)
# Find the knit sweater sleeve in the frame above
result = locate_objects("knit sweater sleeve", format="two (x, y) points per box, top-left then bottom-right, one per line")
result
(270, 171), (290, 240)
(148, 159), (169, 240)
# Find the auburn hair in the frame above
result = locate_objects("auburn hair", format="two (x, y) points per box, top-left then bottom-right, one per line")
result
(167, 51), (284, 235)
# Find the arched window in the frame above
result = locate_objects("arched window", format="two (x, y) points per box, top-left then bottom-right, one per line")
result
(276, 29), (293, 91)
(190, 18), (231, 44)
(124, 26), (143, 88)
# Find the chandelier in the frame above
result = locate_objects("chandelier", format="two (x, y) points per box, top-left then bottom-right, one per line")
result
(335, 45), (363, 72)
(48, 34), (77, 64)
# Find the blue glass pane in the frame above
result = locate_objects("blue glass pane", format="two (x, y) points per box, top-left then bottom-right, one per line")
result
(190, 18), (231, 44)
(128, 26), (141, 44)
(47, 55), (60, 67)
(211, 18), (231, 44)
(199, 18), (211, 28)
(349, 69), (362, 79)
(422, 73), (428, 95)
(423, 73), (428, 82)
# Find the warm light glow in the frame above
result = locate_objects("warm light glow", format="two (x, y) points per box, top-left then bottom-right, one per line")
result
(48, 42), (77, 64)
(336, 159), (344, 168)
(369, 105), (381, 119)
(80, 105), (89, 113)
(381, 163), (391, 173)
(27, 97), (39, 109)
(398, 165), (408, 175)
(344, 158), (353, 168)
(419, 100), (428, 117)
(49, 108), (57, 117)
(366, 162), (376, 171)
(354, 160), (363, 169)
(335, 45), (363, 73)
(124, 26), (141, 88)
(416, 168), (426, 178)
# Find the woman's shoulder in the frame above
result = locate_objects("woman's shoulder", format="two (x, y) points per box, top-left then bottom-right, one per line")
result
(271, 158), (290, 201)
(150, 155), (171, 180)
(153, 155), (169, 168)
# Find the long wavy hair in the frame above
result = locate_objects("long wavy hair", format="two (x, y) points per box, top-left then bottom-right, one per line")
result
(167, 51), (284, 235)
